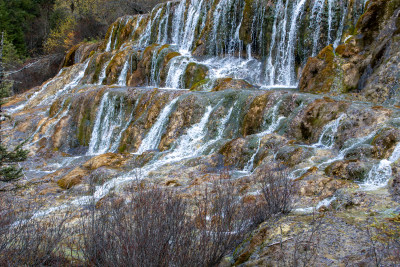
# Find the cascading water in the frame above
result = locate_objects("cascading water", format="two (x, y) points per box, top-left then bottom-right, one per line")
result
(310, 0), (326, 56)
(22, 0), (372, 218)
(313, 113), (347, 149)
(176, 0), (205, 52)
(334, 1), (349, 48)
(136, 97), (179, 154)
(243, 100), (285, 173)
(38, 60), (89, 106)
(76, 0), (365, 90)
(363, 142), (400, 189)
(118, 57), (130, 86)
(165, 56), (190, 88)
(105, 25), (115, 52)
(87, 92), (129, 155)
(98, 57), (113, 85)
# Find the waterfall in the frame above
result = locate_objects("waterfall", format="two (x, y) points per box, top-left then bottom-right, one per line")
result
(118, 57), (130, 86)
(165, 56), (190, 88)
(363, 142), (400, 189)
(211, 0), (244, 56)
(199, 103), (234, 154)
(334, 1), (349, 48)
(313, 113), (347, 149)
(310, 0), (326, 56)
(179, 0), (205, 52)
(265, 0), (284, 85)
(105, 25), (115, 52)
(147, 105), (213, 168)
(172, 0), (186, 45)
(138, 8), (161, 47)
(87, 93), (128, 155)
(136, 97), (179, 154)
(67, 0), (360, 90)
(258, 100), (285, 137)
(265, 0), (307, 86)
(28, 103), (72, 148)
(244, 100), (285, 173)
(327, 0), (334, 45)
(98, 56), (113, 85)
(157, 2), (171, 44)
(39, 60), (89, 106)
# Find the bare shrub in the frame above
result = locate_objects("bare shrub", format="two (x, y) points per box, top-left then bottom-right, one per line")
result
(78, 177), (254, 267)
(0, 198), (72, 266)
(258, 164), (296, 221)
(189, 179), (253, 266)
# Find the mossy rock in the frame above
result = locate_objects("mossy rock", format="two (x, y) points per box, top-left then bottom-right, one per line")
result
(299, 45), (340, 94)
(325, 160), (371, 182)
(183, 63), (209, 89)
(63, 44), (81, 67)
(242, 92), (271, 136)
(212, 78), (256, 91)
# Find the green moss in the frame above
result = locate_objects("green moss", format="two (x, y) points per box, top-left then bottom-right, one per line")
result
(190, 78), (212, 91)
(183, 63), (209, 89)
(63, 44), (81, 67)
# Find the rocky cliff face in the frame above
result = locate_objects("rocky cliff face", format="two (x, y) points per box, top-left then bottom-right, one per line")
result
(2, 0), (400, 265)
(300, 0), (400, 104)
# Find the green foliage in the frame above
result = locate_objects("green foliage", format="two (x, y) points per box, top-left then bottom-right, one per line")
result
(0, 0), (38, 56)
(44, 15), (77, 53)
(0, 143), (28, 182)
(1, 32), (22, 69)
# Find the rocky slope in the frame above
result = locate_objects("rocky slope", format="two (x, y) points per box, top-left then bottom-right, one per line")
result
(1, 0), (400, 265)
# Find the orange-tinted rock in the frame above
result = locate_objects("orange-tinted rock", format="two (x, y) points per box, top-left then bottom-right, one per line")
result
(57, 167), (89, 189)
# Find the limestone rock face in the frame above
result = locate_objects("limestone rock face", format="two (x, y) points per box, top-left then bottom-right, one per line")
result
(288, 98), (349, 143)
(299, 45), (341, 94)
(299, 0), (400, 104)
(325, 160), (371, 181)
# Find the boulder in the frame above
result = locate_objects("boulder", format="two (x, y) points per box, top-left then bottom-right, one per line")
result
(325, 160), (371, 181)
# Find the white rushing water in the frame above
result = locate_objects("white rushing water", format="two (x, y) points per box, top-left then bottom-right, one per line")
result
(26, 0), (362, 217)
(243, 100), (285, 173)
(105, 25), (115, 52)
(313, 113), (347, 149)
(177, 0), (205, 52)
(98, 57), (113, 85)
(310, 0), (326, 56)
(117, 56), (130, 86)
(363, 142), (400, 190)
(77, 0), (354, 90)
(87, 93), (129, 155)
(165, 56), (190, 88)
(38, 60), (89, 106)
(136, 97), (179, 154)
(81, 103), (215, 202)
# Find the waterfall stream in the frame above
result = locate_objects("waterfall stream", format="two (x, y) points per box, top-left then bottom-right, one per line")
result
(19, 0), (378, 218)
(87, 93), (131, 155)
(89, 0), (364, 90)
(136, 97), (179, 154)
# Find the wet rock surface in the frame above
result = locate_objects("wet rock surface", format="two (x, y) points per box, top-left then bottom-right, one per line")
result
(2, 0), (400, 265)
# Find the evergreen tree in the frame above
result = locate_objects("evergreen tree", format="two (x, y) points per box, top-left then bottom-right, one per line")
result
(0, 32), (28, 182)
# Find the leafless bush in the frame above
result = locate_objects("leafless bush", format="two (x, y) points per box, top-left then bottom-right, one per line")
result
(258, 164), (296, 221)
(78, 177), (254, 267)
(0, 198), (72, 266)
(189, 179), (253, 266)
